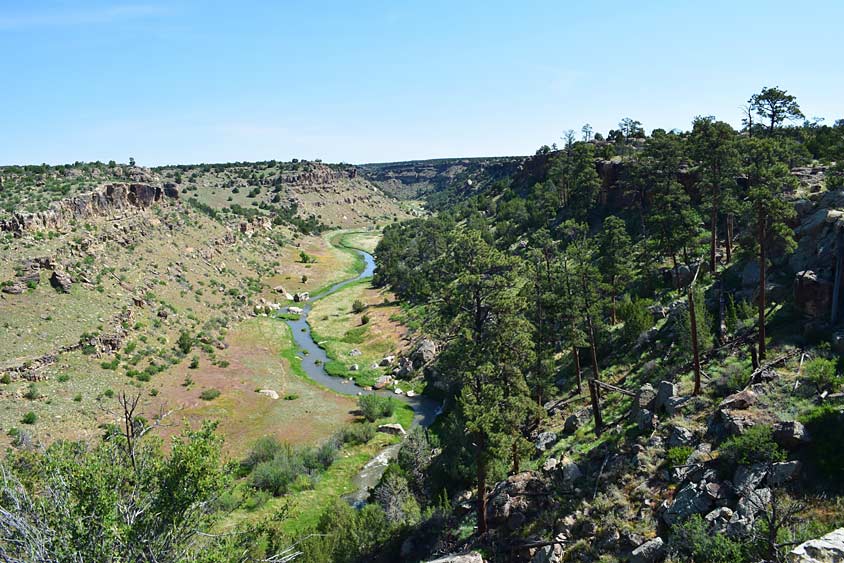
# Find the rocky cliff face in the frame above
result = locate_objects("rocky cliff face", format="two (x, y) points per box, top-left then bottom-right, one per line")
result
(0, 182), (178, 235)
(360, 157), (525, 201)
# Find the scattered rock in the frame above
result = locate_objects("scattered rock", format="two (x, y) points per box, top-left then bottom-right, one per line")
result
(665, 396), (691, 416)
(719, 389), (757, 410)
(349, 363), (359, 371)
(663, 483), (713, 525)
(374, 375), (393, 389)
(49, 269), (73, 293)
(773, 420), (811, 449)
(377, 423), (406, 436)
(348, 348), (362, 357)
(531, 543), (563, 563)
(794, 270), (833, 319)
(287, 306), (303, 315)
(788, 527), (844, 562)
(543, 457), (559, 472)
(559, 457), (583, 483)
(564, 408), (592, 433)
(258, 389), (279, 400)
(667, 425), (695, 448)
(630, 537), (664, 563)
(411, 338), (438, 367)
(535, 431), (558, 452)
(769, 461), (802, 485)
(705, 507), (734, 533)
(655, 380), (677, 413)
(733, 463), (767, 496)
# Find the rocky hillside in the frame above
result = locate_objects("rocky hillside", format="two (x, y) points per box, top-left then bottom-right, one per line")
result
(359, 157), (525, 206)
(155, 160), (415, 227)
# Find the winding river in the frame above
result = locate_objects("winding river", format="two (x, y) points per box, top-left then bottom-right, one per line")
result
(278, 246), (441, 505)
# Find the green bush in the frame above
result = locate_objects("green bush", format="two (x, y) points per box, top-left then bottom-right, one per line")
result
(189, 356), (200, 369)
(242, 436), (283, 471)
(199, 388), (220, 401)
(325, 360), (347, 377)
(24, 383), (41, 400)
(669, 514), (750, 563)
(21, 411), (37, 424)
(804, 357), (842, 393)
(340, 422), (376, 445)
(666, 445), (694, 467)
(177, 331), (194, 355)
(618, 296), (653, 345)
(720, 425), (785, 467)
(358, 394), (395, 422)
(352, 299), (366, 314)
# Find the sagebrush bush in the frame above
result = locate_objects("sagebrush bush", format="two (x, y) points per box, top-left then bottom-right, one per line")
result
(358, 394), (395, 422)
(340, 422), (375, 445)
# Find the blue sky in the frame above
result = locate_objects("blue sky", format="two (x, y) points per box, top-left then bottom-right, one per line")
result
(2, 1), (842, 166)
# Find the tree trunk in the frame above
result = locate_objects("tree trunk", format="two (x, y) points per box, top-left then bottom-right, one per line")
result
(690, 285), (702, 395)
(477, 438), (488, 534)
(571, 342), (582, 394)
(717, 279), (727, 344)
(725, 214), (734, 264)
(610, 292), (617, 325)
(589, 379), (603, 437)
(710, 187), (719, 273)
(758, 213), (767, 361)
(512, 441), (520, 475)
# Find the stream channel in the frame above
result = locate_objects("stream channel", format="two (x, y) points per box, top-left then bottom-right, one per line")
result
(279, 247), (441, 506)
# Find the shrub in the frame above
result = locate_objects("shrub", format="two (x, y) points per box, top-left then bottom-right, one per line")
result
(669, 514), (749, 563)
(361, 314), (371, 325)
(720, 425), (785, 467)
(177, 331), (194, 355)
(199, 388), (220, 401)
(243, 436), (284, 471)
(618, 296), (653, 345)
(804, 357), (842, 394)
(340, 422), (375, 445)
(666, 445), (694, 467)
(352, 299), (366, 314)
(21, 411), (37, 424)
(103, 389), (114, 398)
(24, 383), (41, 400)
(0, 373), (11, 384)
(324, 361), (347, 377)
(73, 393), (82, 402)
(358, 394), (395, 422)
(189, 356), (200, 369)
(283, 393), (298, 400)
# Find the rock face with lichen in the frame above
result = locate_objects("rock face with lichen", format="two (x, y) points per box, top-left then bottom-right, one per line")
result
(788, 528), (844, 562)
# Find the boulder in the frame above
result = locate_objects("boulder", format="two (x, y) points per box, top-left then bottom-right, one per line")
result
(769, 461), (802, 485)
(49, 269), (73, 293)
(531, 543), (563, 563)
(348, 348), (362, 356)
(287, 306), (303, 315)
(707, 409), (754, 440)
(1, 282), (23, 294)
(542, 457), (559, 472)
(736, 487), (771, 520)
(704, 507), (734, 534)
(486, 471), (550, 528)
(564, 408), (592, 434)
(788, 528), (844, 562)
(258, 389), (279, 400)
(559, 457), (583, 483)
(636, 383), (657, 412)
(377, 423), (406, 436)
(535, 432), (558, 452)
(374, 375), (393, 389)
(630, 537), (664, 563)
(667, 426), (695, 448)
(636, 408), (658, 432)
(794, 270), (833, 319)
(733, 463), (767, 496)
(655, 381), (677, 413)
(719, 389), (758, 410)
(411, 339), (438, 367)
(665, 396), (691, 416)
(663, 483), (713, 525)
(742, 261), (761, 287)
(424, 553), (484, 563)
(379, 355), (396, 366)
(773, 420), (811, 449)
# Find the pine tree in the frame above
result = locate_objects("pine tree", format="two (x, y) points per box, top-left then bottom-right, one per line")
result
(597, 215), (634, 324)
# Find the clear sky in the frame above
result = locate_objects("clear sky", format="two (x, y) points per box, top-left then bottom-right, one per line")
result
(2, 1), (842, 166)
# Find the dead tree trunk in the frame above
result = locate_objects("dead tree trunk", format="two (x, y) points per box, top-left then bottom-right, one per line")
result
(572, 342), (582, 394)
(689, 262), (703, 395)
(589, 379), (603, 437)
(477, 436), (488, 534)
(725, 213), (734, 264)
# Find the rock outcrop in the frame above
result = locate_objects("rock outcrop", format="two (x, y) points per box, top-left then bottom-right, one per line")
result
(788, 527), (844, 562)
(1, 182), (177, 235)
